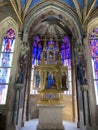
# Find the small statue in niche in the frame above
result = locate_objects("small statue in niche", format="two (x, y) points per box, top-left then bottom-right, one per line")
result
(77, 56), (87, 85)
(49, 51), (54, 64)
(62, 72), (68, 90)
(45, 71), (56, 89)
(35, 71), (40, 89)
(15, 45), (28, 84)
(16, 66), (24, 84)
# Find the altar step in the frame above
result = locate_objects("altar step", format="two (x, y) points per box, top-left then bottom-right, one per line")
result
(21, 119), (80, 130)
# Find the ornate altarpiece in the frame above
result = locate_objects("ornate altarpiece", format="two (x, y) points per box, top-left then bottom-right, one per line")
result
(33, 64), (68, 104)
(32, 36), (68, 130)
(32, 37), (68, 105)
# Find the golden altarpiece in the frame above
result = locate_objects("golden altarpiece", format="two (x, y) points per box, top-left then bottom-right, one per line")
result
(32, 36), (68, 130)
(32, 36), (68, 105)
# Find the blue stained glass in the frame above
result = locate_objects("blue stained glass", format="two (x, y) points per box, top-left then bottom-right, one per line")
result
(90, 39), (98, 57)
(61, 36), (71, 66)
(0, 85), (8, 104)
(90, 29), (98, 105)
(0, 28), (15, 104)
(0, 68), (11, 83)
(37, 43), (42, 60)
(32, 41), (37, 59)
(0, 53), (13, 67)
(1, 36), (15, 52)
(47, 39), (56, 50)
(32, 35), (42, 65)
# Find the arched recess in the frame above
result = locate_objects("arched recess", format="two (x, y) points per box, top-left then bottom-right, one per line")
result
(0, 17), (18, 105)
(23, 1), (82, 39)
(22, 0), (83, 122)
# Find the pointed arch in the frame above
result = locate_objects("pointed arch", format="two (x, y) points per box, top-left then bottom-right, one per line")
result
(0, 17), (18, 104)
(0, 17), (18, 38)
(23, 1), (82, 40)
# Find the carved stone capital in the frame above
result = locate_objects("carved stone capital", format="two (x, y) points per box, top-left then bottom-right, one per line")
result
(82, 32), (87, 39)
(14, 83), (23, 90)
(23, 33), (28, 42)
(80, 84), (88, 91)
(18, 31), (23, 39)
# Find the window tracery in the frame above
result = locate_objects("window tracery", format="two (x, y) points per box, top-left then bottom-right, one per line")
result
(90, 28), (98, 104)
(30, 35), (72, 95)
(0, 28), (16, 104)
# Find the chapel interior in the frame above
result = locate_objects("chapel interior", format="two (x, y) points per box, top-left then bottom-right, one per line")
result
(0, 0), (98, 130)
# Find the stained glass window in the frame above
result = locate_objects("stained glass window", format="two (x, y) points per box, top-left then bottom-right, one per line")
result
(32, 35), (42, 66)
(30, 35), (72, 95)
(30, 35), (42, 94)
(90, 28), (98, 105)
(46, 38), (56, 64)
(61, 36), (71, 66)
(0, 28), (15, 104)
(61, 36), (72, 94)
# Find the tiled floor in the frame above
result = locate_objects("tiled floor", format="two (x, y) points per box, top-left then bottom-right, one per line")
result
(21, 119), (80, 130)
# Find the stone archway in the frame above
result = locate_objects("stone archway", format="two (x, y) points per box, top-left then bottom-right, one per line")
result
(21, 0), (83, 128)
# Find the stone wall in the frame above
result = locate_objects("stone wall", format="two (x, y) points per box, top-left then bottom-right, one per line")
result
(29, 95), (40, 119)
(62, 95), (73, 121)
(0, 3), (17, 23)
(96, 106), (98, 125)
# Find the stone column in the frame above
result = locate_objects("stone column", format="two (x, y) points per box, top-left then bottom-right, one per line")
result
(71, 37), (78, 122)
(74, 37), (83, 128)
(21, 33), (31, 122)
(82, 33), (97, 129)
(83, 88), (90, 127)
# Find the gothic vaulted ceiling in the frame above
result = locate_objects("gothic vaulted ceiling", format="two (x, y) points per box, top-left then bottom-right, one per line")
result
(0, 0), (98, 38)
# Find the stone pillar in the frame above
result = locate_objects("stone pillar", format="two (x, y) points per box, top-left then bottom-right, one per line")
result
(83, 36), (96, 124)
(71, 37), (78, 122)
(14, 83), (24, 130)
(21, 33), (31, 122)
(82, 34), (98, 130)
(83, 88), (90, 127)
(74, 37), (83, 128)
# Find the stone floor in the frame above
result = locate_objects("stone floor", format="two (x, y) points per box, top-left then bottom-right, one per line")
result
(21, 119), (80, 130)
